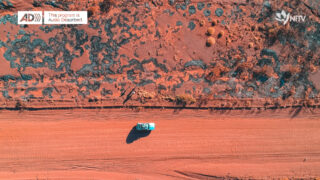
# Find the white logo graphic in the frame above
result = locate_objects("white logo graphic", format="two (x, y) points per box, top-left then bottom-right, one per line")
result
(18, 11), (42, 24)
(275, 10), (290, 25)
(275, 10), (306, 25)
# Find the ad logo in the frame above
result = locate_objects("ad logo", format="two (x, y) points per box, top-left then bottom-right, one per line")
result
(18, 11), (42, 24)
(275, 10), (306, 25)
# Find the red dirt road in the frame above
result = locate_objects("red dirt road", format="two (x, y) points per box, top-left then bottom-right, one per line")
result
(0, 109), (320, 179)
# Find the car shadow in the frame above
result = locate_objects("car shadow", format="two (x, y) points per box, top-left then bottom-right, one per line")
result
(126, 126), (151, 144)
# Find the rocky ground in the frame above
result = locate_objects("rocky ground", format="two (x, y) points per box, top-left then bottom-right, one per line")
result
(0, 0), (319, 109)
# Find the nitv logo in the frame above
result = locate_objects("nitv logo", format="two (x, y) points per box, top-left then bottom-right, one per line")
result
(275, 10), (306, 25)
(18, 11), (42, 24)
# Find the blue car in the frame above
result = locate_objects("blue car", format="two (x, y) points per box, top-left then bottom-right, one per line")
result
(136, 123), (155, 131)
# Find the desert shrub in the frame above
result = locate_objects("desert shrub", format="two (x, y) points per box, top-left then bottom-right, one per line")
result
(136, 90), (155, 104)
(88, 8), (94, 17)
(99, 0), (114, 13)
(205, 63), (230, 81)
(206, 37), (215, 47)
(138, 90), (154, 99)
(175, 94), (196, 106)
(87, 6), (99, 17)
(289, 66), (301, 74)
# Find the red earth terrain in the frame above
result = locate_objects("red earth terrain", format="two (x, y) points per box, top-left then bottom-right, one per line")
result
(0, 109), (320, 179)
(0, 0), (320, 179)
(0, 0), (319, 109)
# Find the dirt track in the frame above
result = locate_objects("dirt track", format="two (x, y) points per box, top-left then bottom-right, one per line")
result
(0, 108), (320, 179)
